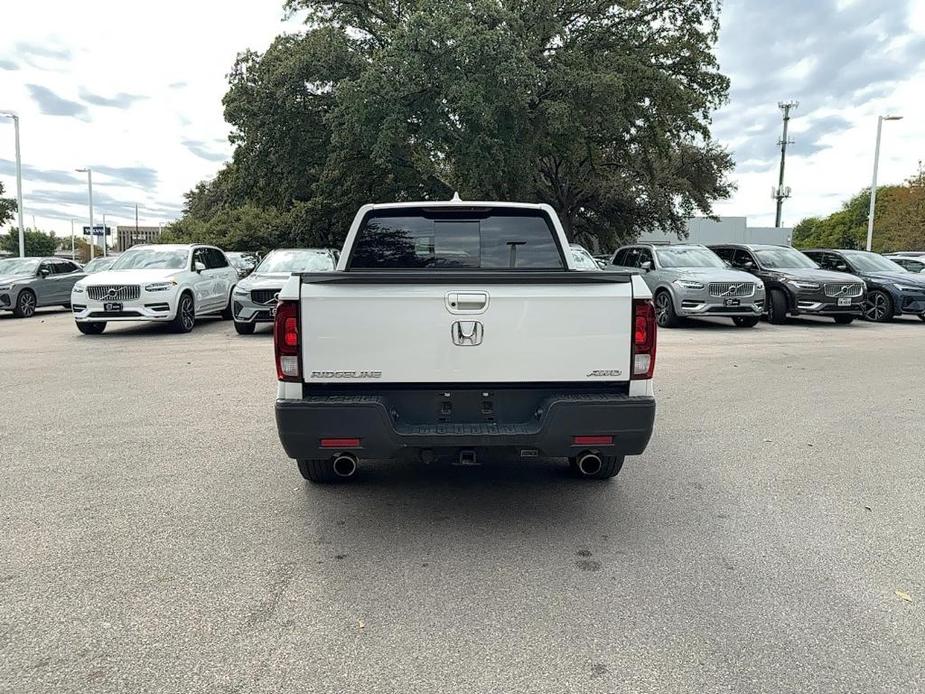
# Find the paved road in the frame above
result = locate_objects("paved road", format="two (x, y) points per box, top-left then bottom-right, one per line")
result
(1, 309), (923, 693)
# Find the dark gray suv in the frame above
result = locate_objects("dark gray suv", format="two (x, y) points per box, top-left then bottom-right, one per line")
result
(0, 257), (86, 318)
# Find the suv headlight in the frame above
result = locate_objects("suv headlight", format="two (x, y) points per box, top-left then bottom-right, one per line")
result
(788, 280), (820, 290)
(233, 286), (249, 296)
(893, 284), (922, 292)
(0, 283), (13, 292)
(144, 281), (177, 292)
(72, 285), (85, 293)
(674, 280), (704, 290)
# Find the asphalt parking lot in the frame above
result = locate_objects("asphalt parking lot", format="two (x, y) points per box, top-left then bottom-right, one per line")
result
(1, 309), (923, 693)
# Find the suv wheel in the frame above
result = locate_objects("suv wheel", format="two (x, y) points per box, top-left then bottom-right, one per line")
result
(170, 292), (196, 333)
(654, 291), (680, 328)
(76, 321), (106, 335)
(767, 289), (788, 324)
(12, 289), (37, 318)
(863, 290), (894, 322)
(221, 288), (235, 320)
(732, 316), (760, 328)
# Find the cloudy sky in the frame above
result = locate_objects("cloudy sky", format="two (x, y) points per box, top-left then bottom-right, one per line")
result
(2, 0), (924, 238)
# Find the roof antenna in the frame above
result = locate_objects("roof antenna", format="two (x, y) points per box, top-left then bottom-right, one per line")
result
(451, 191), (462, 202)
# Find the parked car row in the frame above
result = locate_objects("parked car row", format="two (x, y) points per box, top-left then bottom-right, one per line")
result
(567, 242), (925, 328)
(3, 241), (924, 332)
(0, 245), (338, 333)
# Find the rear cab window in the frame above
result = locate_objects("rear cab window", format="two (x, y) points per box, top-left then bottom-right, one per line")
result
(347, 208), (566, 270)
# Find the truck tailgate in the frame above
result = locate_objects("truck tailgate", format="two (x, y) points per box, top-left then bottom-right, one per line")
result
(299, 273), (634, 384)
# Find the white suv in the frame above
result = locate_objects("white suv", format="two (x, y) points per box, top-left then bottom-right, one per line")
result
(71, 244), (239, 334)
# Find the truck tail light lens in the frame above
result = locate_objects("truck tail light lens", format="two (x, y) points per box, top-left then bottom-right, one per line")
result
(573, 435), (613, 446)
(631, 299), (657, 380)
(320, 438), (360, 449)
(274, 300), (301, 382)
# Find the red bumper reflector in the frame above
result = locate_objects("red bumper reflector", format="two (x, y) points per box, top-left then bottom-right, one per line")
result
(573, 435), (613, 446)
(320, 438), (361, 449)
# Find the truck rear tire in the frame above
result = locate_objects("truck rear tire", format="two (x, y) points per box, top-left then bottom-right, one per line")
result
(833, 315), (855, 325)
(298, 458), (357, 483)
(234, 320), (255, 335)
(732, 316), (760, 328)
(569, 455), (624, 480)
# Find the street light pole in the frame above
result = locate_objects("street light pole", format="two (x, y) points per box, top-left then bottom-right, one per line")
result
(76, 168), (95, 260)
(71, 219), (76, 260)
(0, 111), (25, 257)
(102, 212), (107, 257)
(866, 114), (903, 252)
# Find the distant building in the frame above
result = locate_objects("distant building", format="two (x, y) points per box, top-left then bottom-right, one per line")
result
(637, 217), (792, 247)
(117, 225), (162, 251)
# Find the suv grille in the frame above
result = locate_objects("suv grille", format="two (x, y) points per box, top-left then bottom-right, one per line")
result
(87, 285), (140, 301)
(251, 288), (281, 305)
(708, 282), (755, 298)
(824, 283), (864, 298)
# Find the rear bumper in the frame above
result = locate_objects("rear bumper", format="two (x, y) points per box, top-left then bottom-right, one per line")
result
(275, 392), (656, 460)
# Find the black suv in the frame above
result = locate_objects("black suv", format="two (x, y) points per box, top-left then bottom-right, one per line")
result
(710, 244), (865, 324)
(802, 249), (925, 322)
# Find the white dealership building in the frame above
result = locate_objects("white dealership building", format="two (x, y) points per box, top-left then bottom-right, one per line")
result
(638, 216), (792, 246)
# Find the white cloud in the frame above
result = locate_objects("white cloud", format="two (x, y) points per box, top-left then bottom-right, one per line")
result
(1, 0), (924, 238)
(0, 0), (302, 236)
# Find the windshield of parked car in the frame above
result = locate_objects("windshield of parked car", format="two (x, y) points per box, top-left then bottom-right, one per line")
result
(349, 209), (565, 270)
(843, 252), (907, 273)
(754, 247), (818, 269)
(82, 257), (115, 273)
(110, 249), (189, 270)
(656, 247), (724, 268)
(0, 258), (41, 275)
(570, 246), (600, 270)
(227, 253), (257, 268)
(256, 250), (335, 273)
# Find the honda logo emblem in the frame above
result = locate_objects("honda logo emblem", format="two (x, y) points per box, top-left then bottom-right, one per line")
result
(451, 321), (483, 346)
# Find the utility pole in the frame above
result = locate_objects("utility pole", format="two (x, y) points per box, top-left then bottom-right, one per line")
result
(0, 111), (25, 257)
(773, 101), (798, 227)
(76, 168), (94, 260)
(102, 212), (107, 257)
(71, 219), (76, 260)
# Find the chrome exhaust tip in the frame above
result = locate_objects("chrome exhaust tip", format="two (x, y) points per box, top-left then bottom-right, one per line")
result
(332, 453), (358, 479)
(576, 452), (603, 477)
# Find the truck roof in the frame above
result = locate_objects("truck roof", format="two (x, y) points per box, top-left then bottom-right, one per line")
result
(362, 196), (549, 213)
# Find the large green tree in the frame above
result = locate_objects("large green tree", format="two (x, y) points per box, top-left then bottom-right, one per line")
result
(175, 0), (733, 251)
(0, 181), (16, 228)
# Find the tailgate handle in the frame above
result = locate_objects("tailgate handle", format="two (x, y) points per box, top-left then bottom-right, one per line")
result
(446, 291), (489, 314)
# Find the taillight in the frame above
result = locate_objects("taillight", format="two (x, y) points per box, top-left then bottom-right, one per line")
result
(274, 300), (301, 382)
(631, 299), (657, 380)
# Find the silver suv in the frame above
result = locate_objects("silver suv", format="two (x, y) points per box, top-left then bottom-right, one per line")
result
(612, 244), (765, 328)
(232, 248), (337, 334)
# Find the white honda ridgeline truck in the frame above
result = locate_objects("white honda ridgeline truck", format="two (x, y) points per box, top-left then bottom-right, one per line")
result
(273, 198), (657, 483)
